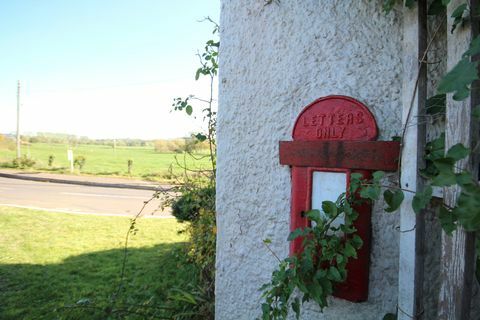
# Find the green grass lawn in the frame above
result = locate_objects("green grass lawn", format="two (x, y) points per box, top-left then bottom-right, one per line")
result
(0, 143), (211, 182)
(0, 206), (195, 320)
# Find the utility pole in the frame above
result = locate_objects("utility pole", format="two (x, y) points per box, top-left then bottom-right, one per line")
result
(16, 80), (21, 159)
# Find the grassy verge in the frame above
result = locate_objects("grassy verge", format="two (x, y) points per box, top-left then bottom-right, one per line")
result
(0, 143), (211, 182)
(0, 206), (193, 320)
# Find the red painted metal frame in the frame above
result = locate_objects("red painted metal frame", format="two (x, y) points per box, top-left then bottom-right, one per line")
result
(279, 140), (400, 171)
(281, 95), (400, 303)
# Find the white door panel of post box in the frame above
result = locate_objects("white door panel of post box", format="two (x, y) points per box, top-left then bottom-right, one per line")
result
(311, 171), (347, 230)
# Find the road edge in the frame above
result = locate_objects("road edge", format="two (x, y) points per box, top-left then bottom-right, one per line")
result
(0, 172), (168, 191)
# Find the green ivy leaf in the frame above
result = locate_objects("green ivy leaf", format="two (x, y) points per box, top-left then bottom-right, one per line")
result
(351, 234), (364, 249)
(306, 209), (322, 224)
(431, 158), (456, 186)
(439, 206), (457, 235)
(195, 133), (207, 142)
(287, 228), (306, 241)
(314, 269), (328, 281)
(349, 173), (363, 193)
(456, 171), (473, 186)
(456, 189), (480, 231)
(437, 58), (479, 101)
(186, 105), (193, 115)
(195, 69), (201, 80)
(359, 185), (381, 200)
(292, 297), (301, 320)
(452, 3), (468, 18)
(350, 173), (363, 180)
(336, 254), (344, 265)
(451, 3), (468, 33)
(412, 185), (433, 213)
(426, 94), (446, 115)
(433, 157), (455, 172)
(425, 133), (445, 161)
(383, 189), (405, 212)
(344, 242), (357, 259)
(464, 36), (480, 57)
(306, 281), (324, 305)
(405, 0), (416, 8)
(446, 143), (470, 161)
(261, 303), (271, 319)
(373, 171), (385, 182)
(321, 201), (337, 218)
(319, 277), (333, 296)
(383, 314), (397, 320)
(432, 171), (457, 186)
(428, 0), (446, 15)
(328, 266), (342, 282)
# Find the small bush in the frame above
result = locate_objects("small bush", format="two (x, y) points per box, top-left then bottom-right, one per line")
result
(48, 155), (55, 167)
(154, 139), (184, 153)
(171, 186), (215, 222)
(127, 159), (133, 174)
(165, 209), (216, 320)
(187, 209), (216, 284)
(74, 156), (86, 170)
(12, 156), (36, 169)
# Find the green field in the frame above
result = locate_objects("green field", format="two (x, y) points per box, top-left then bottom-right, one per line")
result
(0, 206), (195, 319)
(0, 142), (211, 181)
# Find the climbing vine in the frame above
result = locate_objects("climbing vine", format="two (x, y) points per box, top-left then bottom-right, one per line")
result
(260, 1), (480, 319)
(260, 173), (384, 319)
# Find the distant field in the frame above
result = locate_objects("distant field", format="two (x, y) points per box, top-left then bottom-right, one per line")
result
(0, 142), (211, 181)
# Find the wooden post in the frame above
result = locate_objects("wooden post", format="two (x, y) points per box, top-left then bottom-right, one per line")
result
(437, 1), (478, 318)
(16, 80), (21, 159)
(398, 1), (427, 319)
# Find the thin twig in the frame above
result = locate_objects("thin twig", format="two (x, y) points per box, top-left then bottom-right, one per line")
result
(111, 194), (158, 303)
(263, 242), (282, 263)
(399, 16), (447, 184)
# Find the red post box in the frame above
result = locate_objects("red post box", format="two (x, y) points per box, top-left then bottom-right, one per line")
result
(279, 95), (400, 302)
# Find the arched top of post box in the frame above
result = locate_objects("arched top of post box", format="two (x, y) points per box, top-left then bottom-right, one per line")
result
(292, 95), (378, 141)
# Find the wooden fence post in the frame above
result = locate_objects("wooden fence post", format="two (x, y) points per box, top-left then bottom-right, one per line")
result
(437, 1), (478, 319)
(398, 1), (427, 319)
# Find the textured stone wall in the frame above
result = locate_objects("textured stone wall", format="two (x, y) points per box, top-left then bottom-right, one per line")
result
(216, 1), (404, 319)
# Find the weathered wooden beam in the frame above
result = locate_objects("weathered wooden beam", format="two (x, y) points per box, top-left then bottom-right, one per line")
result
(437, 1), (478, 318)
(398, 1), (427, 319)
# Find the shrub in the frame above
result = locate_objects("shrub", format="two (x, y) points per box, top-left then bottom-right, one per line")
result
(166, 209), (216, 320)
(166, 185), (216, 320)
(187, 209), (216, 285)
(171, 186), (215, 222)
(48, 155), (55, 167)
(127, 159), (133, 174)
(154, 139), (184, 153)
(74, 156), (86, 170)
(12, 156), (36, 169)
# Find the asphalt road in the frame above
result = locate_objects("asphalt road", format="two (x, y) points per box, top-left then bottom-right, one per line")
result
(0, 177), (172, 217)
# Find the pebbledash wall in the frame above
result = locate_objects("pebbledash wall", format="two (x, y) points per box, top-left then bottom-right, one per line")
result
(216, 1), (404, 319)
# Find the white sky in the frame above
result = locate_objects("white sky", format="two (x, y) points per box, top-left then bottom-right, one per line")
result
(0, 1), (219, 140)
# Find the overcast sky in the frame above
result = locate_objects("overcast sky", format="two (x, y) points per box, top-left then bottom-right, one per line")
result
(0, 0), (219, 140)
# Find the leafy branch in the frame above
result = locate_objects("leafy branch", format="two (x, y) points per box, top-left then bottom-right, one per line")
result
(259, 174), (370, 320)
